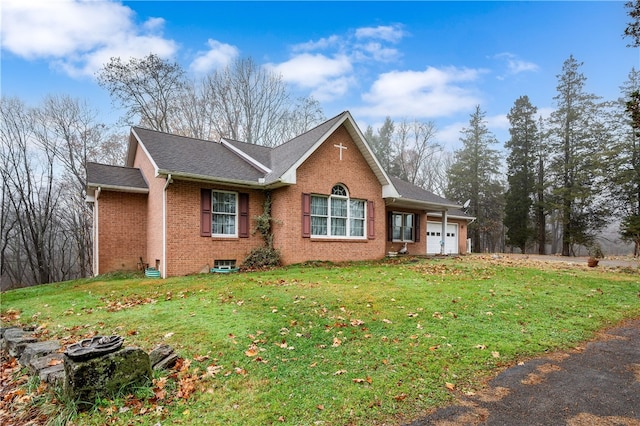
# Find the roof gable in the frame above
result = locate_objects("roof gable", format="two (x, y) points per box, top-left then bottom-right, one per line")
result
(266, 111), (395, 193)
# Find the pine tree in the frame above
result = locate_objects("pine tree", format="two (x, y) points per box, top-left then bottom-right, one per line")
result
(504, 96), (538, 253)
(365, 117), (395, 173)
(609, 69), (640, 256)
(548, 55), (609, 256)
(446, 106), (503, 252)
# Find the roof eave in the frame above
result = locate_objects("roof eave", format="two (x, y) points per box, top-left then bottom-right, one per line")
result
(427, 211), (476, 221)
(156, 169), (267, 189)
(86, 183), (149, 194)
(385, 197), (461, 211)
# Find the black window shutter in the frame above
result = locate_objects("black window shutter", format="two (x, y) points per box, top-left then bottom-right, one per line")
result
(239, 193), (249, 238)
(415, 213), (421, 242)
(387, 211), (393, 241)
(200, 189), (212, 237)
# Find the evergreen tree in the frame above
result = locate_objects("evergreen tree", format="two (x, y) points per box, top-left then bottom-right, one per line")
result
(548, 55), (609, 256)
(609, 69), (640, 256)
(446, 106), (503, 252)
(365, 117), (395, 173)
(504, 96), (538, 253)
(534, 117), (549, 254)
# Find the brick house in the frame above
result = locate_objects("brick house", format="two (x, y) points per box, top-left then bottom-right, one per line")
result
(86, 111), (472, 278)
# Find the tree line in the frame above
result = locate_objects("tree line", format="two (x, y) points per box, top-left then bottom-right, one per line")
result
(441, 58), (639, 257)
(2, 4), (639, 287)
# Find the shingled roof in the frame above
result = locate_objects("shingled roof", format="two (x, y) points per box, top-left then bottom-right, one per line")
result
(389, 176), (461, 210)
(107, 111), (464, 212)
(130, 127), (266, 184)
(86, 162), (148, 192)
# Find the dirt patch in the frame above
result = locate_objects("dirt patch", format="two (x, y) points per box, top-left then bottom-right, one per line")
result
(473, 386), (510, 403)
(629, 364), (640, 383)
(566, 413), (640, 426)
(479, 253), (639, 271)
(520, 363), (562, 385)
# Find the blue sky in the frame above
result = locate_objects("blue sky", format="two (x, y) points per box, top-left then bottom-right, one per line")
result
(1, 1), (637, 149)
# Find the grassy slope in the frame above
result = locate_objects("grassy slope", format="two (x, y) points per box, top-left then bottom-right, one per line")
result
(2, 256), (639, 425)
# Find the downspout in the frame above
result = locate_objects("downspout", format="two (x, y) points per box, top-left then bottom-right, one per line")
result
(94, 187), (101, 276)
(162, 174), (172, 278)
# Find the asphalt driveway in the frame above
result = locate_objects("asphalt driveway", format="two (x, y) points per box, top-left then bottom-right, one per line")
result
(407, 318), (640, 426)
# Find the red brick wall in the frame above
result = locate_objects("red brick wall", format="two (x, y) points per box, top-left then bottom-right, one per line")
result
(165, 181), (265, 277)
(96, 191), (147, 273)
(133, 144), (165, 271)
(271, 125), (387, 264)
(452, 219), (469, 254)
(384, 208), (428, 255)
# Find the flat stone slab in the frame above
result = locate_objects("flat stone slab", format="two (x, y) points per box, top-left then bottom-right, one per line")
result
(19, 340), (61, 367)
(149, 344), (176, 369)
(153, 353), (179, 370)
(28, 352), (64, 374)
(3, 328), (38, 358)
(39, 363), (66, 385)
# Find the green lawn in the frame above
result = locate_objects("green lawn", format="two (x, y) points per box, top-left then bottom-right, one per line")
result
(2, 256), (639, 425)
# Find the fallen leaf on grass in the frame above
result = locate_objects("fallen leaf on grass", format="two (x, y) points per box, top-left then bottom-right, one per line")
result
(394, 393), (407, 401)
(194, 354), (210, 362)
(333, 369), (347, 375)
(245, 345), (259, 357)
(206, 365), (223, 376)
(332, 337), (342, 347)
(445, 382), (456, 390)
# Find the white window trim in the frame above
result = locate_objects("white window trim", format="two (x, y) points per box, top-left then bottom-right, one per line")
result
(391, 212), (415, 243)
(310, 187), (366, 239)
(212, 190), (238, 238)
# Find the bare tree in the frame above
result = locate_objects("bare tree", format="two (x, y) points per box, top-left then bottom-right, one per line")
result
(36, 95), (111, 278)
(97, 54), (186, 132)
(279, 97), (326, 142)
(393, 119), (441, 186)
(0, 97), (59, 286)
(203, 57), (290, 146)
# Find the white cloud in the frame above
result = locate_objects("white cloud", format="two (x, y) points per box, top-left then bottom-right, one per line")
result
(355, 66), (486, 119)
(354, 42), (400, 63)
(266, 53), (353, 100)
(487, 113), (509, 131)
(292, 35), (341, 52)
(1, 0), (177, 77)
(493, 53), (539, 77)
(355, 25), (405, 43)
(190, 39), (239, 74)
(437, 121), (467, 149)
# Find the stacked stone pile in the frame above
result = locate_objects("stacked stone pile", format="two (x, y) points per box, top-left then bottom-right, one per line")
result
(1, 326), (180, 407)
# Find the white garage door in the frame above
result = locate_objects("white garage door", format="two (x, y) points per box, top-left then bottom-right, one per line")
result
(426, 222), (459, 254)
